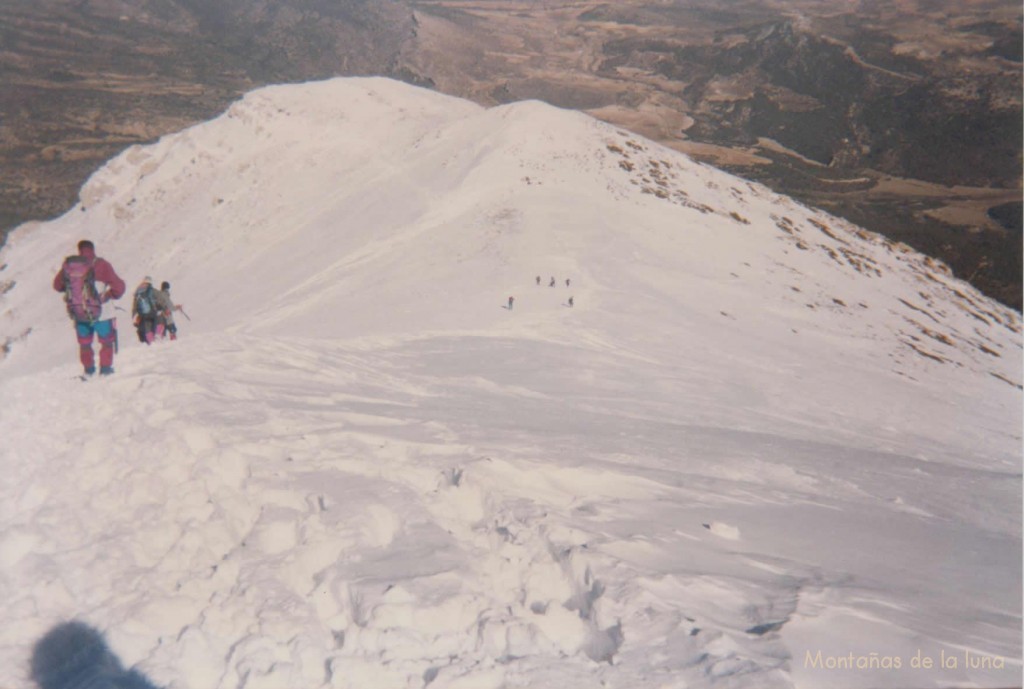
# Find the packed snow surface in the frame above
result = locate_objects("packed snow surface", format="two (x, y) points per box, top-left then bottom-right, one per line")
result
(0, 78), (1020, 689)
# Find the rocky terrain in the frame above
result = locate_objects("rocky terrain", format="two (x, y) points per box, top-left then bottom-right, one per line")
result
(2, 0), (1021, 307)
(404, 0), (1023, 309)
(0, 0), (417, 233)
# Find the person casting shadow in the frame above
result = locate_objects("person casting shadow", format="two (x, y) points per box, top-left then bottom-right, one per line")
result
(31, 621), (160, 689)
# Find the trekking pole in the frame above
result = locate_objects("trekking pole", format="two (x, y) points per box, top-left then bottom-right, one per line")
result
(179, 307), (192, 322)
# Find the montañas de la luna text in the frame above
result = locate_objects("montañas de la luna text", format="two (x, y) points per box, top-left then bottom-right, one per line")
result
(805, 649), (1005, 671)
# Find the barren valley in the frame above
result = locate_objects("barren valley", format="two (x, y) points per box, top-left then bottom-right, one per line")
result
(1, 0), (1020, 306)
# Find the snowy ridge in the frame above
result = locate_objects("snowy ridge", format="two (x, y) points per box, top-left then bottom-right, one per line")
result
(0, 78), (1020, 688)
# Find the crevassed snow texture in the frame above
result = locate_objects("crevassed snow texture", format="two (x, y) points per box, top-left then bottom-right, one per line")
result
(0, 78), (1020, 689)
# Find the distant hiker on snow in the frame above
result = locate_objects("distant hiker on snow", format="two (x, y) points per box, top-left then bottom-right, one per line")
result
(568, 296), (574, 308)
(132, 277), (160, 344)
(157, 281), (184, 340)
(549, 277), (556, 287)
(565, 278), (571, 287)
(535, 275), (541, 286)
(508, 296), (515, 310)
(52, 239), (126, 377)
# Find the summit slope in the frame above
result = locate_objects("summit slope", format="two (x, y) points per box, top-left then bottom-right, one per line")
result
(0, 78), (1020, 688)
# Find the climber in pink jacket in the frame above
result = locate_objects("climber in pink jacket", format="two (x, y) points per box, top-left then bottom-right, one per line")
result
(53, 240), (126, 376)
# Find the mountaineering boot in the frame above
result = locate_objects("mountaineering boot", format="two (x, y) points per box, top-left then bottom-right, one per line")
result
(99, 366), (115, 376)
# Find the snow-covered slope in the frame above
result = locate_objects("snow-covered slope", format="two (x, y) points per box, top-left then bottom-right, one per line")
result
(0, 77), (1020, 689)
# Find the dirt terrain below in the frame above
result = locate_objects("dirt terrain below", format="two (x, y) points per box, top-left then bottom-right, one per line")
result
(404, 0), (1022, 308)
(1, 0), (1020, 307)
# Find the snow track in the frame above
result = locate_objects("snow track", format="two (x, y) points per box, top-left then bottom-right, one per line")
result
(0, 336), (816, 687)
(5, 330), (1015, 688)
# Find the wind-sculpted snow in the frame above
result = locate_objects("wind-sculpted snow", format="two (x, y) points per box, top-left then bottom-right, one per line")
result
(2, 335), (1015, 688)
(0, 78), (1019, 688)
